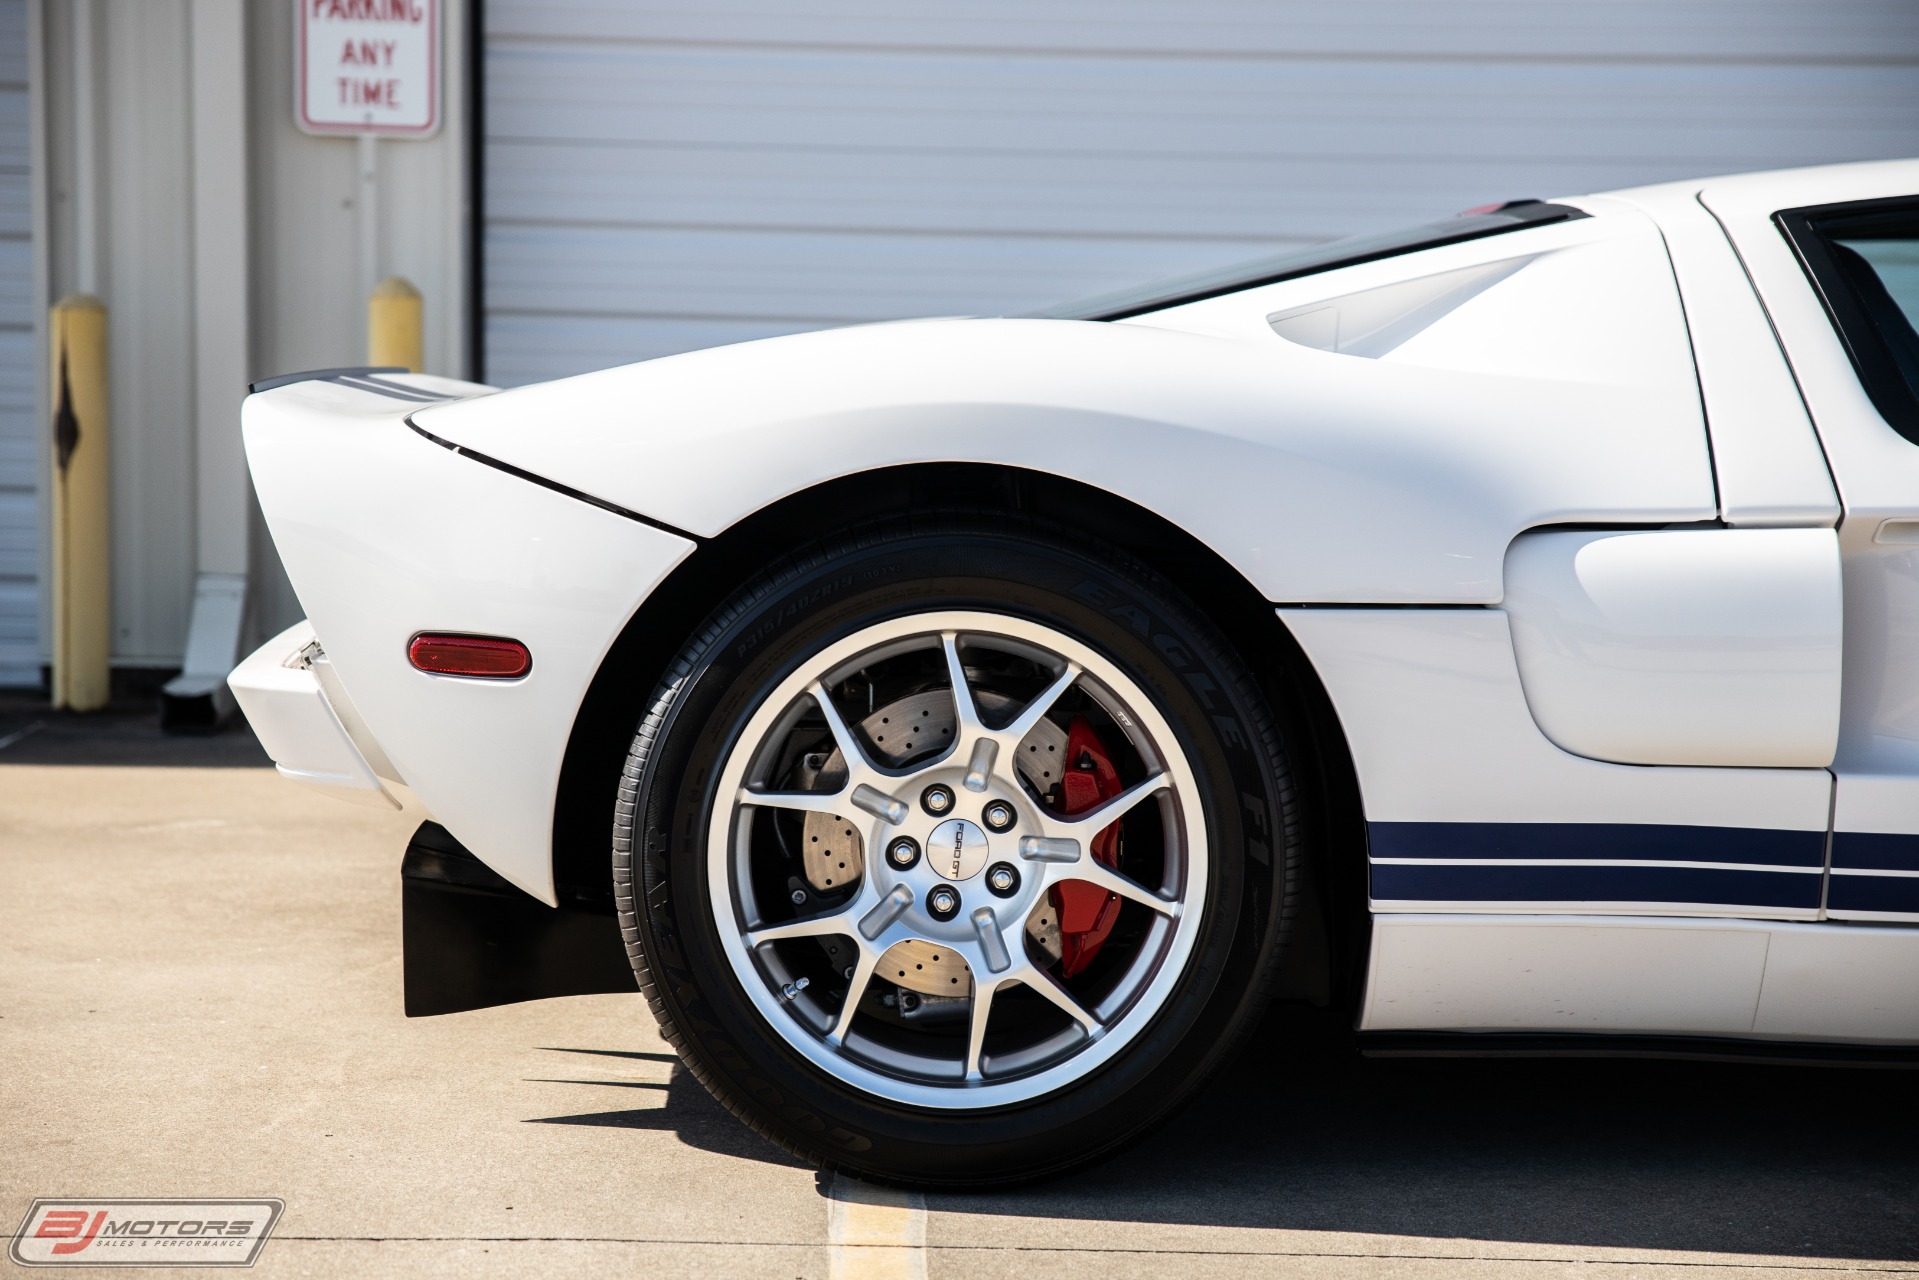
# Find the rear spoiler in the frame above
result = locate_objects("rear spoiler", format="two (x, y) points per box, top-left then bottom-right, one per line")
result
(249, 366), (471, 404)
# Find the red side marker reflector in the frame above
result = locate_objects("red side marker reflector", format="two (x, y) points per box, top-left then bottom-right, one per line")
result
(408, 634), (531, 679)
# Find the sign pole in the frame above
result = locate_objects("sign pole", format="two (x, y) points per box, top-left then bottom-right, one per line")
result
(296, 0), (442, 367)
(357, 132), (380, 298)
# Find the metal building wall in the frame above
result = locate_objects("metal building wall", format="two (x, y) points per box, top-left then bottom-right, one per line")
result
(0, 0), (36, 684)
(38, 0), (199, 672)
(481, 0), (1919, 388)
(21, 1), (472, 676)
(244, 0), (474, 647)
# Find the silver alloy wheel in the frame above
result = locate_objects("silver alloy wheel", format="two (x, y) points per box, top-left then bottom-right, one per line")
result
(707, 610), (1209, 1109)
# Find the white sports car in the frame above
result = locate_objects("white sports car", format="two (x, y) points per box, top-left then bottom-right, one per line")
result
(233, 159), (1919, 1184)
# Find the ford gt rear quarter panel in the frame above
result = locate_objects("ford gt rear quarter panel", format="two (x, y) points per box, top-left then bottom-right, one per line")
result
(1592, 184), (1841, 528)
(410, 204), (1717, 606)
(242, 377), (695, 903)
(1281, 607), (1832, 920)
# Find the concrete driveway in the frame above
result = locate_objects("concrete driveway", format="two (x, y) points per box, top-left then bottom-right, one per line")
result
(3, 703), (1917, 1277)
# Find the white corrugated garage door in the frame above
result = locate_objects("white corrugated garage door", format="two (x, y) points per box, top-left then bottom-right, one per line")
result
(0, 0), (37, 686)
(482, 1), (1919, 389)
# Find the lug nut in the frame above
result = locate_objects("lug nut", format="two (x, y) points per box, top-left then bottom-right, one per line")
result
(926, 885), (961, 921)
(921, 784), (955, 816)
(886, 836), (921, 870)
(985, 862), (1020, 897)
(981, 800), (1017, 833)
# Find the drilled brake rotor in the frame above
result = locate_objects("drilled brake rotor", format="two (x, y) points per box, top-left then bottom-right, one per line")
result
(801, 686), (1071, 989)
(801, 815), (863, 892)
(876, 939), (972, 995)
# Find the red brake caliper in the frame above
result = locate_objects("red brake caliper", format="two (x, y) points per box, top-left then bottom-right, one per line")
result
(1052, 717), (1125, 978)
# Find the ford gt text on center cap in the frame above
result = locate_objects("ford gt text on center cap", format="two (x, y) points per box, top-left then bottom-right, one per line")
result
(230, 160), (1919, 1186)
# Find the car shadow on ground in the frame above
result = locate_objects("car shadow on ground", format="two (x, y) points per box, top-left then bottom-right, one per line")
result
(528, 1007), (1919, 1260)
(524, 1046), (812, 1168)
(0, 692), (272, 768)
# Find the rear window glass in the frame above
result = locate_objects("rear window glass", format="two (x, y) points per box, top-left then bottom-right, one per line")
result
(1835, 237), (1919, 333)
(1778, 199), (1919, 444)
(1031, 200), (1588, 322)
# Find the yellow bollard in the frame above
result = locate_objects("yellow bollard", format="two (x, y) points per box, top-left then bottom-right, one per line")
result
(368, 275), (423, 373)
(49, 294), (111, 712)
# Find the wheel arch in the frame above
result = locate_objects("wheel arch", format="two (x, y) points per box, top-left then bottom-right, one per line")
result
(551, 461), (1371, 1010)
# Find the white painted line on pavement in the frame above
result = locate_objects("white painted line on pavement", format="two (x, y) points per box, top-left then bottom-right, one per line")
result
(0, 720), (45, 751)
(827, 1173), (927, 1280)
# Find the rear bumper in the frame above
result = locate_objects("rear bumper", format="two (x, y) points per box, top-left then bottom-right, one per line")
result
(242, 373), (696, 903)
(228, 620), (399, 809)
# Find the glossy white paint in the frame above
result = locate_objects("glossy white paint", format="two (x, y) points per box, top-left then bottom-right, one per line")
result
(1594, 187), (1840, 528)
(1503, 528), (1842, 767)
(241, 373), (696, 903)
(1364, 915), (1771, 1034)
(1830, 774), (1919, 922)
(1756, 924), (1919, 1040)
(1264, 259), (1531, 358)
(227, 619), (396, 808)
(415, 206), (1716, 606)
(236, 161), (1919, 1048)
(1703, 162), (1919, 781)
(1699, 161), (1919, 911)
(1832, 771), (1919, 836)
(309, 647), (402, 786)
(1365, 915), (1919, 1044)
(1278, 606), (1832, 838)
(1135, 203), (1699, 394)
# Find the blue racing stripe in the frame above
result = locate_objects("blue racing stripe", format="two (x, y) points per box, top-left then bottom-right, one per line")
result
(1827, 873), (1919, 915)
(1368, 821), (1825, 868)
(1831, 831), (1919, 874)
(1369, 861), (1820, 909)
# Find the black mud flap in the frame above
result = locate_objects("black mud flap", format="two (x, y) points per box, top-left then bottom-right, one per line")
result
(401, 821), (636, 1016)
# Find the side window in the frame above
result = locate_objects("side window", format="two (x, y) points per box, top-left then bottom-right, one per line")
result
(1778, 199), (1919, 443)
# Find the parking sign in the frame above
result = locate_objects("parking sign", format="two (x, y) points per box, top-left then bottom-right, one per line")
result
(296, 0), (441, 138)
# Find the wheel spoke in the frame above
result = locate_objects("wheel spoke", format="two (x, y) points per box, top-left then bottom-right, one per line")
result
(963, 975), (1003, 1081)
(970, 906), (1013, 973)
(1017, 965), (1100, 1034)
(744, 909), (857, 948)
(737, 786), (847, 816)
(1049, 772), (1170, 837)
(962, 738), (998, 793)
(1059, 859), (1178, 916)
(1000, 661), (1082, 743)
(941, 632), (986, 735)
(858, 884), (915, 940)
(810, 682), (875, 775)
(850, 782), (908, 825)
(1018, 835), (1080, 863)
(827, 946), (881, 1046)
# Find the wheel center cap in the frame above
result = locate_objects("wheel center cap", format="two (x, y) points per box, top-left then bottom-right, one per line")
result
(926, 818), (990, 881)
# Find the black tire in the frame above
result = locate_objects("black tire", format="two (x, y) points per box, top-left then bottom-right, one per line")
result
(611, 514), (1301, 1185)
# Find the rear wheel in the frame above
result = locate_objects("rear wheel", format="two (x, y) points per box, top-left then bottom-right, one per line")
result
(612, 518), (1300, 1184)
